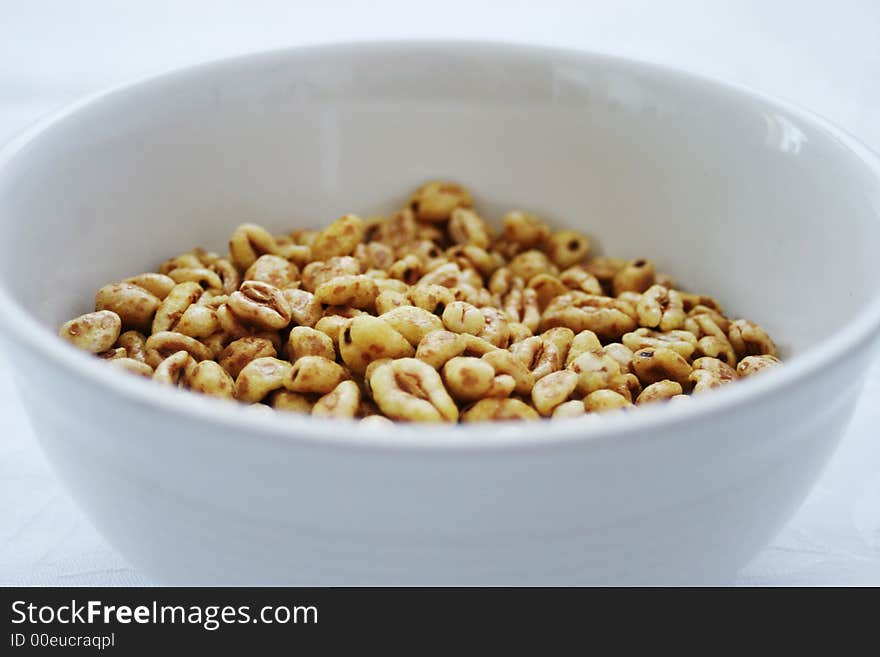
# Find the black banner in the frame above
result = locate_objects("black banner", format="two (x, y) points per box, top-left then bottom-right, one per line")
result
(0, 586), (865, 652)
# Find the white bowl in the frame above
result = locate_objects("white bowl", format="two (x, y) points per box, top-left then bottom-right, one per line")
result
(1, 42), (879, 585)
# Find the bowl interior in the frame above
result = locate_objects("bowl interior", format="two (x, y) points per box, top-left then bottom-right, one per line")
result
(2, 42), (879, 360)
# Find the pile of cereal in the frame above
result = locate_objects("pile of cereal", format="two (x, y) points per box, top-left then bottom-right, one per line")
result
(58, 182), (780, 423)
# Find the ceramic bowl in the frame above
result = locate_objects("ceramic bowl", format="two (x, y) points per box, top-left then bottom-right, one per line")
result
(1, 42), (879, 584)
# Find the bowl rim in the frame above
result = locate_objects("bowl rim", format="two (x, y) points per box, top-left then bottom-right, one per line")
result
(1, 38), (880, 452)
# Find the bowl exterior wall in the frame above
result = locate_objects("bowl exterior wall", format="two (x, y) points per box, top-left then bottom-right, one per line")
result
(9, 340), (867, 584)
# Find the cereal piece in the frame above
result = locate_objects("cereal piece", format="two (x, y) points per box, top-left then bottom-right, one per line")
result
(229, 223), (279, 271)
(636, 285), (685, 331)
(338, 315), (414, 375)
(310, 214), (366, 260)
(186, 360), (235, 398)
(380, 306), (444, 346)
(59, 310), (121, 354)
(461, 398), (539, 421)
(235, 357), (292, 403)
(547, 230), (590, 269)
(312, 380), (361, 418)
(370, 358), (459, 422)
(612, 259), (655, 295)
(285, 356), (349, 395)
(737, 354), (782, 378)
(636, 380), (683, 404)
(584, 389), (633, 413)
(95, 283), (160, 332)
(218, 336), (277, 378)
(442, 356), (496, 401)
(631, 347), (692, 387)
(728, 319), (777, 359)
(531, 369), (579, 416)
(244, 254), (300, 289)
(410, 182), (473, 222)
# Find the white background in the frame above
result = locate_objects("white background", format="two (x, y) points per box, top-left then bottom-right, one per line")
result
(1, 0), (879, 585)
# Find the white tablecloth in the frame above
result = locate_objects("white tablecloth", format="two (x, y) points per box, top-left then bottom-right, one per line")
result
(2, 0), (879, 586)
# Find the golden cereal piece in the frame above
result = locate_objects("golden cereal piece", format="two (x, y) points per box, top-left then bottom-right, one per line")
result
(502, 287), (541, 332)
(622, 327), (698, 360)
(244, 254), (300, 289)
(541, 327), (575, 364)
(631, 347), (692, 387)
(229, 223), (279, 271)
(380, 305), (444, 346)
(485, 374), (517, 398)
(173, 302), (219, 338)
(685, 305), (731, 333)
(144, 330), (213, 368)
(737, 354), (782, 378)
(235, 357), (292, 403)
(547, 230), (591, 269)
(508, 322), (534, 343)
(728, 319), (777, 359)
(107, 357), (154, 377)
(123, 273), (176, 300)
(205, 257), (241, 295)
(552, 400), (587, 418)
(95, 282), (160, 333)
(59, 310), (121, 354)
(359, 415), (395, 427)
(338, 315), (414, 375)
(696, 336), (737, 367)
(478, 307), (512, 348)
(167, 267), (224, 291)
(152, 281), (203, 334)
(98, 350), (127, 362)
(448, 208), (491, 249)
(568, 350), (627, 396)
(117, 330), (148, 362)
(186, 360), (235, 398)
(690, 356), (736, 393)
(310, 214), (365, 261)
(442, 356), (496, 401)
(228, 281), (292, 330)
(218, 336), (277, 379)
(584, 389), (633, 413)
(370, 358), (459, 422)
(603, 342), (634, 374)
(287, 326), (336, 361)
(410, 181), (473, 222)
(314, 275), (379, 309)
(441, 301), (484, 335)
(284, 356), (349, 395)
(481, 349), (534, 395)
(528, 273), (569, 310)
(510, 335), (561, 381)
(508, 250), (557, 282)
(531, 369), (579, 416)
(301, 256), (361, 292)
(312, 380), (361, 418)
(584, 256), (627, 287)
(375, 289), (408, 314)
(461, 398), (539, 422)
(636, 285), (686, 331)
(612, 258), (656, 296)
(415, 330), (467, 369)
(269, 390), (314, 413)
(502, 211), (550, 247)
(282, 288), (322, 328)
(153, 350), (195, 386)
(541, 293), (637, 341)
(408, 284), (455, 315)
(636, 380), (683, 404)
(564, 330), (603, 367)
